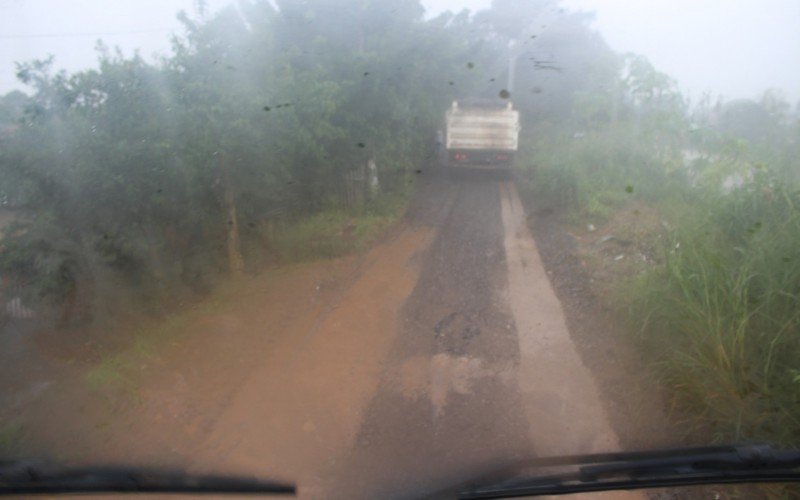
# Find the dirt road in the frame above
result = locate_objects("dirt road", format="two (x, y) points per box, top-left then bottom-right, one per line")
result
(181, 172), (628, 498)
(2, 172), (661, 498)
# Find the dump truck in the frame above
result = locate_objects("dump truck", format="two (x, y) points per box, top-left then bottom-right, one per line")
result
(444, 99), (520, 167)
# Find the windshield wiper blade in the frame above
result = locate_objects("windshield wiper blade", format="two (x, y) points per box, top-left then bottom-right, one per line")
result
(457, 444), (800, 499)
(0, 461), (295, 496)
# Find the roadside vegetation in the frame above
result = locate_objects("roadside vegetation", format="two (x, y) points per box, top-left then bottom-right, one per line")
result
(518, 52), (800, 449)
(0, 0), (496, 331)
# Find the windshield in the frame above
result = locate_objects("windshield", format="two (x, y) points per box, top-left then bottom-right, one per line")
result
(0, 0), (798, 498)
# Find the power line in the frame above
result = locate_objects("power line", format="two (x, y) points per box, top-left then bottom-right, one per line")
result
(0, 29), (173, 40)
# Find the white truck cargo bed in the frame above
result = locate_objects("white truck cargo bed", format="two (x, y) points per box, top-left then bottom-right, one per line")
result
(445, 101), (520, 152)
(444, 100), (520, 167)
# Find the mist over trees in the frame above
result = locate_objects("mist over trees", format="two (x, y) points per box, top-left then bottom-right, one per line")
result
(0, 0), (796, 332)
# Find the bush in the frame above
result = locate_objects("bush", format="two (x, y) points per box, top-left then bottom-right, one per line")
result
(523, 124), (689, 221)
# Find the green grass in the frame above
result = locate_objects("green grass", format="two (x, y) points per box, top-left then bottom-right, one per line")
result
(271, 193), (407, 262)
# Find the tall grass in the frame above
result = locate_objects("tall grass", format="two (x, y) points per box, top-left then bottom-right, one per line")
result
(628, 182), (800, 444)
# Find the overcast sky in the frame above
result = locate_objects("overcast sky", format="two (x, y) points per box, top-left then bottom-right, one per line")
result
(1, 0), (798, 103)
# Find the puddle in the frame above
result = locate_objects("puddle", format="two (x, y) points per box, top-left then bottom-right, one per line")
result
(398, 353), (513, 418)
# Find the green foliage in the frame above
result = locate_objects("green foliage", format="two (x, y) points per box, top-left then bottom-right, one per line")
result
(0, 0), (623, 324)
(524, 122), (688, 221)
(272, 210), (396, 262)
(0, 0), (485, 321)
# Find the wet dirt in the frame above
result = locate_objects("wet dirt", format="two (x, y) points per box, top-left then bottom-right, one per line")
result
(189, 226), (433, 495)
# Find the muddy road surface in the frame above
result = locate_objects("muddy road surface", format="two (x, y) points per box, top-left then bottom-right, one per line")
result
(185, 171), (629, 498)
(3, 171), (656, 499)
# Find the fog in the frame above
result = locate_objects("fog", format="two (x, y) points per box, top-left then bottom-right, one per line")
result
(565, 0), (800, 103)
(2, 1), (800, 494)
(1, 0), (797, 102)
